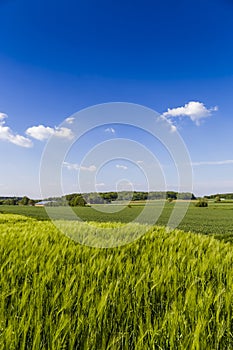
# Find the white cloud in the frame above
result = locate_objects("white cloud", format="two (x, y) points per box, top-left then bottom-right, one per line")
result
(0, 125), (33, 148)
(116, 164), (128, 170)
(169, 124), (177, 133)
(80, 165), (96, 172)
(159, 115), (178, 133)
(63, 162), (96, 172)
(26, 125), (74, 141)
(54, 127), (73, 139)
(26, 125), (55, 140)
(65, 117), (75, 124)
(0, 113), (8, 123)
(0, 115), (74, 147)
(163, 101), (218, 126)
(0, 112), (33, 148)
(95, 182), (105, 187)
(63, 161), (79, 170)
(136, 160), (144, 164)
(104, 127), (115, 134)
(192, 160), (233, 166)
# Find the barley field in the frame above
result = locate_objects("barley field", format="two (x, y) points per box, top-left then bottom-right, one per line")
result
(1, 213), (233, 349)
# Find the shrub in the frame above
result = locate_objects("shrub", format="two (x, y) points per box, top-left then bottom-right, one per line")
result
(195, 198), (208, 207)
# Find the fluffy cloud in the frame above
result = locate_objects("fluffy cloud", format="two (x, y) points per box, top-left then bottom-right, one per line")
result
(0, 125), (33, 147)
(26, 125), (54, 141)
(0, 114), (74, 147)
(26, 125), (74, 141)
(63, 162), (96, 172)
(51, 127), (73, 139)
(0, 113), (32, 148)
(116, 164), (128, 170)
(163, 101), (218, 126)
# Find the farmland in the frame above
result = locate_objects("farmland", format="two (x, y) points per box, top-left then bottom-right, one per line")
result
(1, 213), (233, 349)
(1, 200), (233, 240)
(1, 201), (233, 349)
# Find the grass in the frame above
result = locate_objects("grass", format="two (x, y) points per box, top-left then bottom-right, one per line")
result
(1, 200), (233, 239)
(1, 213), (233, 349)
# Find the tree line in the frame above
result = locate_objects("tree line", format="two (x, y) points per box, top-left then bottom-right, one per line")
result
(204, 193), (233, 200)
(0, 191), (197, 207)
(0, 196), (36, 206)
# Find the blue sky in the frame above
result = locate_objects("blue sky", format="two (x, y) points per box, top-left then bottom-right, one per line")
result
(0, 0), (233, 198)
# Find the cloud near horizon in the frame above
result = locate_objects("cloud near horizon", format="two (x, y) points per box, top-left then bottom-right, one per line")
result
(26, 125), (74, 141)
(0, 113), (33, 148)
(163, 101), (218, 126)
(63, 161), (97, 172)
(192, 159), (233, 166)
(116, 164), (128, 170)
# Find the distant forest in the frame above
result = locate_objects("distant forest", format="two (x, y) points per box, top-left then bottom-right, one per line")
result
(204, 193), (233, 200)
(1, 191), (233, 207)
(0, 191), (196, 207)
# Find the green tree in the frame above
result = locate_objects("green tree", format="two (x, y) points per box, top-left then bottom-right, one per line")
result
(166, 191), (177, 200)
(3, 198), (17, 205)
(19, 196), (30, 205)
(69, 195), (86, 207)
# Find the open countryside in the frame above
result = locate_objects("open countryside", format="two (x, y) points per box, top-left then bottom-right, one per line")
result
(1, 0), (233, 348)
(1, 192), (233, 240)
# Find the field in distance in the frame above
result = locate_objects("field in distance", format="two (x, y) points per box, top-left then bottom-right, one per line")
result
(1, 200), (233, 240)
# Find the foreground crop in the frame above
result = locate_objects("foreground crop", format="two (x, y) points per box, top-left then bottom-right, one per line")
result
(1, 214), (233, 349)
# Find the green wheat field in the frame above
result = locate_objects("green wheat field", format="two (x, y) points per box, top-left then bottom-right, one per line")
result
(1, 201), (233, 349)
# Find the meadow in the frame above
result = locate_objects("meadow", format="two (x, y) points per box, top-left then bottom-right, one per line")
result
(1, 213), (233, 349)
(1, 201), (233, 349)
(1, 200), (233, 240)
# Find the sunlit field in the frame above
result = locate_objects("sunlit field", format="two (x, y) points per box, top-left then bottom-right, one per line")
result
(1, 213), (233, 349)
